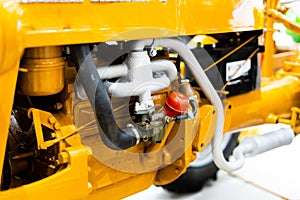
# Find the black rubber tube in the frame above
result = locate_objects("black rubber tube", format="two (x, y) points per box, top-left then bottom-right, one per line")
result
(70, 45), (138, 150)
(174, 100), (197, 121)
(190, 100), (197, 117)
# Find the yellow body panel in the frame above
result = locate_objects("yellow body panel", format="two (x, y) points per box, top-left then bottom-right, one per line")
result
(228, 76), (300, 130)
(2, 0), (264, 47)
(1, 146), (90, 199)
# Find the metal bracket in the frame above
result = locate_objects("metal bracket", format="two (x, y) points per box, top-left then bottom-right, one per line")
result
(28, 108), (62, 150)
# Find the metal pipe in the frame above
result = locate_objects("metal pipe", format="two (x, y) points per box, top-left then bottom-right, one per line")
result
(268, 9), (300, 35)
(70, 45), (140, 150)
(132, 38), (244, 171)
(97, 64), (128, 79)
(150, 60), (178, 81)
(233, 126), (294, 159)
(98, 58), (177, 97)
(106, 77), (170, 97)
(262, 0), (280, 77)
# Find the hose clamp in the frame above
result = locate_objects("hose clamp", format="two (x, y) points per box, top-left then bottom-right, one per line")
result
(127, 124), (140, 145)
(132, 128), (140, 145)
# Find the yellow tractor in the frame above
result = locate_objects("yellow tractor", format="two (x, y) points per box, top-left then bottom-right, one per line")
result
(0, 0), (300, 199)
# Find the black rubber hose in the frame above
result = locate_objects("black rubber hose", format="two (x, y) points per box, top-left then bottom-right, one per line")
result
(190, 100), (197, 117)
(174, 100), (197, 121)
(70, 45), (139, 150)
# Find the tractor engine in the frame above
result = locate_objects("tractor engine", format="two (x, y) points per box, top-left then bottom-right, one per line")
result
(7, 39), (202, 186)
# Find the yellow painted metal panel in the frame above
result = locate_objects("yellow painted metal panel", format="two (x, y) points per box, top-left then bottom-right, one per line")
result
(0, 0), (264, 47)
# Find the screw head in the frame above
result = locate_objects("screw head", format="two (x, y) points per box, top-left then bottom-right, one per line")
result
(58, 152), (69, 164)
(48, 117), (56, 124)
(54, 123), (61, 130)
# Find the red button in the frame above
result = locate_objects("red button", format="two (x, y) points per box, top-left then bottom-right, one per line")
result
(164, 92), (189, 117)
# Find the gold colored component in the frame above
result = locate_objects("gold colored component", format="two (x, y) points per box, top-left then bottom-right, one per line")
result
(275, 56), (300, 78)
(28, 108), (62, 131)
(273, 51), (298, 72)
(88, 165), (156, 199)
(193, 105), (217, 152)
(276, 69), (300, 78)
(154, 109), (200, 185)
(284, 61), (300, 71)
(48, 116), (56, 124)
(58, 151), (70, 164)
(270, 107), (300, 133)
(1, 147), (90, 199)
(28, 108), (63, 149)
(191, 35), (218, 46)
(267, 9), (300, 36)
(54, 122), (61, 130)
(13, 106), (159, 199)
(29, 108), (94, 149)
(228, 76), (300, 131)
(262, 0), (280, 77)
(23, 46), (62, 59)
(18, 46), (65, 96)
(50, 132), (56, 139)
(4, 0), (263, 48)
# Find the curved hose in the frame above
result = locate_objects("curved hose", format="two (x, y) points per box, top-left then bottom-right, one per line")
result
(132, 38), (244, 171)
(70, 45), (140, 150)
(174, 100), (197, 121)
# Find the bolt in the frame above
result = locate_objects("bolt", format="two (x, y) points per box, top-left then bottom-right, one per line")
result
(48, 117), (56, 124)
(67, 84), (73, 93)
(176, 159), (183, 166)
(142, 135), (149, 142)
(54, 123), (61, 130)
(58, 152), (69, 164)
(54, 160), (60, 166)
(50, 132), (56, 139)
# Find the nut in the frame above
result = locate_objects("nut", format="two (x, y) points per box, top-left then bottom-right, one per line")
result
(48, 116), (56, 124)
(58, 152), (69, 164)
(54, 123), (61, 130)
